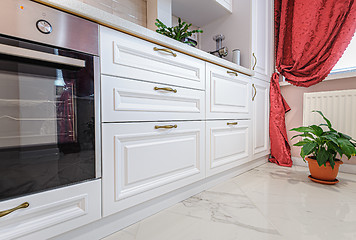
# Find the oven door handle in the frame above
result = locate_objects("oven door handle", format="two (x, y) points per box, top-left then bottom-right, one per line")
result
(0, 43), (86, 68)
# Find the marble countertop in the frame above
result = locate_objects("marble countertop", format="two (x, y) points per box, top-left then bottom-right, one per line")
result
(33, 0), (254, 76)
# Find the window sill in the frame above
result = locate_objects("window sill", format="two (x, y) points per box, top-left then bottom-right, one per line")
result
(279, 69), (356, 87)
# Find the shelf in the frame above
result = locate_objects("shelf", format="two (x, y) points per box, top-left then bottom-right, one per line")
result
(0, 99), (61, 107)
(172, 0), (232, 27)
(0, 115), (65, 121)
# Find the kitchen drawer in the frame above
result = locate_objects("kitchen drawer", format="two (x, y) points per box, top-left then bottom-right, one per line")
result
(100, 26), (205, 90)
(102, 121), (205, 217)
(206, 120), (251, 177)
(101, 75), (205, 122)
(206, 63), (252, 119)
(0, 180), (101, 240)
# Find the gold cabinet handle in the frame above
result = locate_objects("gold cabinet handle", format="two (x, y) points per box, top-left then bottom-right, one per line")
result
(153, 47), (177, 57)
(0, 202), (29, 218)
(227, 122), (238, 126)
(154, 87), (177, 93)
(252, 83), (257, 101)
(227, 71), (238, 76)
(252, 53), (257, 70)
(155, 124), (177, 129)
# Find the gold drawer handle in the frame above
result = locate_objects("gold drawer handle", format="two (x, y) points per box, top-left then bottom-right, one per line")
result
(227, 71), (238, 76)
(252, 53), (257, 70)
(0, 202), (29, 218)
(227, 122), (238, 126)
(155, 124), (177, 129)
(154, 87), (177, 93)
(153, 47), (177, 57)
(252, 84), (257, 101)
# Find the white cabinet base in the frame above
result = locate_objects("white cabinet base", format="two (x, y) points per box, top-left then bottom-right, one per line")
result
(0, 180), (101, 240)
(102, 121), (205, 217)
(206, 120), (252, 177)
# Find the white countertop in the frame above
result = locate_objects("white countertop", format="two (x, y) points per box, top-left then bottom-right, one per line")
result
(33, 0), (254, 76)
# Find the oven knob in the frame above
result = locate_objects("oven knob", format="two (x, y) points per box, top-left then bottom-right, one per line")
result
(36, 20), (52, 34)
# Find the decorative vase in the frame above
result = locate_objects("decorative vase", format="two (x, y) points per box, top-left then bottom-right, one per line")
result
(305, 157), (343, 181)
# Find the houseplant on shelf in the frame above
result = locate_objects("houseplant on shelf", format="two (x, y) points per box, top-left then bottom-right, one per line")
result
(290, 110), (356, 184)
(155, 18), (203, 47)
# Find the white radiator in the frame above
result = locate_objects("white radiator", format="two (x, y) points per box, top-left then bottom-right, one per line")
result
(303, 90), (356, 139)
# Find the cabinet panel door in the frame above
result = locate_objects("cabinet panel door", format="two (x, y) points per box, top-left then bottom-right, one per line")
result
(206, 120), (251, 177)
(206, 63), (252, 120)
(251, 0), (272, 80)
(102, 121), (205, 217)
(101, 75), (205, 122)
(252, 78), (270, 159)
(0, 180), (101, 240)
(100, 26), (205, 90)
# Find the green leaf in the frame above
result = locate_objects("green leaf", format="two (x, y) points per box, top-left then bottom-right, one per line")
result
(316, 147), (329, 167)
(301, 142), (317, 158)
(322, 134), (339, 146)
(312, 110), (335, 131)
(338, 132), (355, 141)
(291, 133), (315, 140)
(310, 125), (324, 136)
(290, 126), (314, 133)
(326, 141), (342, 157)
(300, 147), (305, 159)
(329, 155), (335, 169)
(337, 138), (355, 159)
(293, 139), (312, 146)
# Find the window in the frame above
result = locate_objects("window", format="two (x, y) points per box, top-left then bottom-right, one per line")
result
(330, 32), (356, 74)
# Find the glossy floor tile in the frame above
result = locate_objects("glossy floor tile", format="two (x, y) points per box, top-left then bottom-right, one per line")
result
(103, 163), (356, 240)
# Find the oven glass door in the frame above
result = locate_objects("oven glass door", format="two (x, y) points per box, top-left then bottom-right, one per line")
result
(0, 36), (97, 200)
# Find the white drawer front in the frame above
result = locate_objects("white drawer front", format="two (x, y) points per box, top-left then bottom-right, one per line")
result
(206, 63), (252, 119)
(206, 120), (251, 177)
(100, 26), (205, 90)
(102, 75), (205, 122)
(102, 121), (205, 217)
(0, 180), (101, 240)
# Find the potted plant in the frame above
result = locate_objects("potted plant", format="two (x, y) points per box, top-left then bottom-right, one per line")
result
(290, 111), (356, 184)
(155, 18), (203, 47)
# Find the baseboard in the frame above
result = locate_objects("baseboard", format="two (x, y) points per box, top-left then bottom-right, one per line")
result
(292, 157), (356, 174)
(53, 157), (267, 240)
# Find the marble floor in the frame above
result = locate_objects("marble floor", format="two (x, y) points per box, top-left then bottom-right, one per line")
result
(102, 163), (356, 240)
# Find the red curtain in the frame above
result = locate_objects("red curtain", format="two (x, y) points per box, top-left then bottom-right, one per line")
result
(269, 0), (356, 166)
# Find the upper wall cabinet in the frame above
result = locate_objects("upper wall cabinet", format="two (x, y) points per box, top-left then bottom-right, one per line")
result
(251, 0), (273, 80)
(172, 0), (232, 27)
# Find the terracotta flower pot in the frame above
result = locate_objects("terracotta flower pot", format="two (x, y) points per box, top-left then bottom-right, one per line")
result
(305, 157), (343, 181)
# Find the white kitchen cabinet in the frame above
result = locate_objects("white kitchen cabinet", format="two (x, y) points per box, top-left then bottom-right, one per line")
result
(101, 75), (205, 122)
(0, 180), (101, 240)
(252, 78), (270, 159)
(100, 26), (205, 90)
(251, 0), (273, 80)
(206, 120), (251, 177)
(206, 63), (252, 120)
(101, 121), (205, 217)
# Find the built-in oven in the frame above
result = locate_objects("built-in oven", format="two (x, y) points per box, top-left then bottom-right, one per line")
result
(0, 0), (100, 201)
